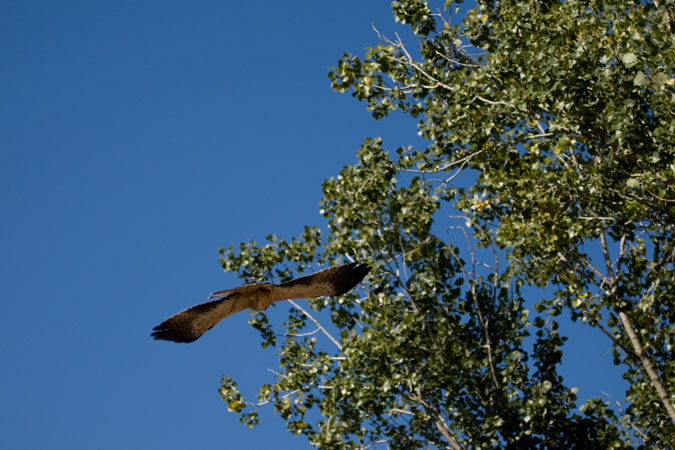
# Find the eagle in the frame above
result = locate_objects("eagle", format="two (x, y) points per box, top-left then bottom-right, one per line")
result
(151, 261), (370, 343)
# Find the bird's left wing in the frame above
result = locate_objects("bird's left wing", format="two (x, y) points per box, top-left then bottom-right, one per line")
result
(275, 261), (370, 300)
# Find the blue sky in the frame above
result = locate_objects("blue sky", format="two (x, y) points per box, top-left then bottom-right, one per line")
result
(1, 2), (626, 449)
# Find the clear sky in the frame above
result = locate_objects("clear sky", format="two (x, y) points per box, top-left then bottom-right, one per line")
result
(1, 2), (626, 449)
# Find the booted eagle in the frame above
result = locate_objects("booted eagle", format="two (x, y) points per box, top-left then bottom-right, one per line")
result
(151, 262), (370, 343)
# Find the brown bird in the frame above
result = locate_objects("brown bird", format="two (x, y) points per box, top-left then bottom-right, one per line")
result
(151, 261), (370, 343)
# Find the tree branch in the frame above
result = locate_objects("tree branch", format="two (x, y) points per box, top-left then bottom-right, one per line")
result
(288, 299), (342, 351)
(618, 311), (675, 423)
(447, 218), (502, 393)
(599, 231), (675, 422)
(409, 388), (462, 450)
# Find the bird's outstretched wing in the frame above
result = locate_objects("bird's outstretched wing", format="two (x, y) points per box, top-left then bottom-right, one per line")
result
(276, 261), (371, 299)
(151, 262), (370, 343)
(150, 295), (245, 343)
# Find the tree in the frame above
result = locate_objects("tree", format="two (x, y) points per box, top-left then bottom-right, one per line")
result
(219, 0), (675, 447)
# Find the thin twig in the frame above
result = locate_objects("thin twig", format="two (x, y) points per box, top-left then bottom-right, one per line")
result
(600, 391), (650, 443)
(286, 328), (321, 338)
(595, 321), (639, 360)
(288, 299), (342, 351)
(444, 219), (502, 393)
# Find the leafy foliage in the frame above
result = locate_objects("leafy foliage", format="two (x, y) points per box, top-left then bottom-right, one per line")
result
(219, 0), (675, 448)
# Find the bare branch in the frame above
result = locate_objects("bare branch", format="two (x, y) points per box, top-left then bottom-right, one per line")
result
(599, 231), (615, 281)
(578, 215), (615, 221)
(475, 94), (517, 108)
(286, 328), (321, 338)
(361, 439), (391, 450)
(444, 218), (502, 393)
(600, 391), (650, 444)
(595, 321), (639, 360)
(390, 408), (415, 416)
(400, 148), (485, 175)
(434, 49), (480, 68)
(288, 299), (342, 351)
(243, 384), (300, 407)
(409, 388), (462, 450)
(619, 311), (675, 423)
(581, 255), (613, 296)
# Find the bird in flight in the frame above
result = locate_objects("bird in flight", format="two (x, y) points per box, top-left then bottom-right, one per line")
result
(151, 261), (370, 343)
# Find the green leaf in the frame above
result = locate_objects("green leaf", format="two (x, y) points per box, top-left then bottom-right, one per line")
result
(633, 71), (648, 86)
(620, 52), (638, 67)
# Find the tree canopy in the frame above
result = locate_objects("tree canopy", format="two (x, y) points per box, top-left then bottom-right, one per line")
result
(218, 0), (675, 448)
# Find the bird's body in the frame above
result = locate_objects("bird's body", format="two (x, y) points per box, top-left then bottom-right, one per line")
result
(151, 262), (370, 343)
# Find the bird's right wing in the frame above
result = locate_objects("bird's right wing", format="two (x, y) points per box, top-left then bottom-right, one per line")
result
(151, 292), (255, 343)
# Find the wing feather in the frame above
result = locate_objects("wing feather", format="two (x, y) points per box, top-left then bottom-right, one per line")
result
(151, 293), (254, 343)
